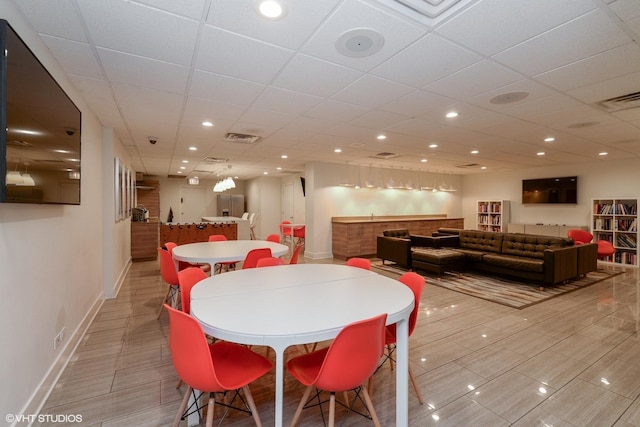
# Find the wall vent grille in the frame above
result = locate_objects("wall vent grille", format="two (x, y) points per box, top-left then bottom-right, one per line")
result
(224, 132), (262, 144)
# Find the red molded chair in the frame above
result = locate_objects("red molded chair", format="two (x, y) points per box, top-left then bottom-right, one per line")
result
(157, 247), (180, 319)
(266, 233), (280, 243)
(208, 234), (239, 273)
(279, 221), (293, 245)
(289, 245), (302, 265)
(242, 248), (273, 269)
(178, 267), (208, 315)
(373, 272), (425, 404)
(165, 304), (272, 427)
(166, 241), (207, 272)
(567, 229), (593, 245)
(293, 225), (305, 247)
(345, 257), (371, 270)
(597, 240), (615, 260)
(256, 257), (285, 268)
(286, 313), (387, 427)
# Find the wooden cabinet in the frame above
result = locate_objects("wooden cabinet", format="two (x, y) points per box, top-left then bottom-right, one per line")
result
(131, 221), (159, 261)
(332, 216), (464, 259)
(592, 198), (638, 266)
(477, 200), (509, 232)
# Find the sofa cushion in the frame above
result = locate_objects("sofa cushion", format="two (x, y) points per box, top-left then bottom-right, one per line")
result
(412, 248), (466, 265)
(482, 253), (544, 273)
(383, 229), (410, 238)
(459, 230), (504, 253)
(501, 234), (572, 260)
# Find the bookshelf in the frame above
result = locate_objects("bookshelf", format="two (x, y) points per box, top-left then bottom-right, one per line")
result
(477, 200), (510, 232)
(592, 198), (638, 266)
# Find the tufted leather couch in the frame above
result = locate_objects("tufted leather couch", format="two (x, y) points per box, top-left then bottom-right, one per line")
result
(377, 228), (598, 287)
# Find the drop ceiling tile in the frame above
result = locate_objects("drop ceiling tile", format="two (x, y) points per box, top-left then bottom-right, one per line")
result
(189, 70), (265, 106)
(237, 108), (299, 131)
(136, 0), (207, 20)
(301, 0), (425, 72)
(67, 76), (125, 128)
(504, 94), (584, 121)
(97, 48), (190, 94)
(196, 26), (294, 84)
(436, 0), (597, 56)
(206, 0), (341, 50)
(112, 84), (184, 129)
(424, 60), (523, 99)
(332, 75), (414, 109)
(14, 1), (88, 42)
(610, 0), (640, 22)
(468, 79), (557, 112)
(568, 72), (640, 103)
(250, 87), (324, 115)
(379, 90), (455, 117)
(348, 109), (410, 129)
(77, 0), (200, 66)
(536, 43), (640, 92)
(374, 33), (482, 88)
(182, 97), (246, 124)
(493, 10), (631, 76)
(272, 54), (363, 98)
(40, 36), (103, 79)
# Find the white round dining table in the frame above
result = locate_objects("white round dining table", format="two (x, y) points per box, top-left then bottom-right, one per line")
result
(189, 263), (415, 427)
(171, 239), (289, 272)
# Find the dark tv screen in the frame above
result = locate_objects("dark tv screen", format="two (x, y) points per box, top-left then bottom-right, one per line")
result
(0, 20), (81, 204)
(522, 176), (577, 204)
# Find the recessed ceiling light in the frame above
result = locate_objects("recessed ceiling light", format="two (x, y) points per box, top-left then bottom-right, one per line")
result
(537, 152), (545, 156)
(277, 167), (282, 170)
(281, 154), (288, 159)
(471, 150), (479, 154)
(429, 144), (438, 148)
(481, 166), (487, 170)
(445, 111), (459, 118)
(189, 146), (197, 151)
(377, 134), (387, 140)
(202, 121), (213, 127)
(421, 159), (427, 163)
(180, 166), (186, 170)
(544, 137), (555, 142)
(177, 171), (183, 174)
(258, 0), (284, 19)
(182, 160), (188, 163)
(599, 152), (608, 156)
(334, 148), (342, 153)
(263, 171), (269, 175)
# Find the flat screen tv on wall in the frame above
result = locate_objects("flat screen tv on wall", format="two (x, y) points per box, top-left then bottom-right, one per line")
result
(522, 176), (577, 204)
(0, 19), (81, 205)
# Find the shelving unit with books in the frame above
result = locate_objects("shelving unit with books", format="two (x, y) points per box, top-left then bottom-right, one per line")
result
(592, 198), (638, 266)
(477, 200), (510, 232)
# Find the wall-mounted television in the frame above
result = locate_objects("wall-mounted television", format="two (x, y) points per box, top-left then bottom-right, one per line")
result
(522, 176), (577, 204)
(0, 20), (81, 205)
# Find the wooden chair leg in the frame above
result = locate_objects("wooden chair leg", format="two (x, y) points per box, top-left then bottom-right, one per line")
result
(242, 385), (263, 427)
(205, 395), (215, 427)
(172, 386), (191, 427)
(409, 366), (424, 404)
(328, 392), (336, 427)
(157, 286), (172, 319)
(290, 385), (313, 426)
(176, 378), (183, 389)
(360, 386), (381, 427)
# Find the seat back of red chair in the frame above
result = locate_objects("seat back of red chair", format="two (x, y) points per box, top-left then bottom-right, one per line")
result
(289, 245), (302, 264)
(314, 313), (387, 391)
(178, 267), (208, 314)
(345, 257), (371, 270)
(158, 247), (179, 286)
(385, 272), (425, 343)
(166, 304), (222, 392)
(279, 221), (292, 236)
(242, 248), (273, 269)
(208, 234), (228, 242)
(293, 226), (305, 238)
(567, 229), (593, 245)
(164, 241), (177, 252)
(256, 257), (285, 268)
(266, 233), (280, 243)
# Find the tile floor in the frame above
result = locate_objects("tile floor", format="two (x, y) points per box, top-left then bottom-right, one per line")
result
(35, 257), (640, 426)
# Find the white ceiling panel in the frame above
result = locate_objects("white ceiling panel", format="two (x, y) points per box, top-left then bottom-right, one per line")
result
(14, 0), (88, 42)
(250, 87), (324, 115)
(567, 71), (640, 104)
(136, 0), (207, 20)
(40, 36), (103, 79)
(189, 70), (265, 106)
(195, 26), (294, 84)
(301, 0), (425, 72)
(332, 75), (414, 109)
(76, 0), (200, 65)
(494, 10), (632, 76)
(436, 0), (597, 56)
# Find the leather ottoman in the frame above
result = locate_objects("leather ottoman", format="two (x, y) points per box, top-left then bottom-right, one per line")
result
(411, 248), (466, 276)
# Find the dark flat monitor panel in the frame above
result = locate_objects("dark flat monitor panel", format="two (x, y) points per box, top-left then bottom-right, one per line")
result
(522, 176), (577, 204)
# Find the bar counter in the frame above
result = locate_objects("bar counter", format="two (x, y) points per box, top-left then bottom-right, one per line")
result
(332, 215), (464, 259)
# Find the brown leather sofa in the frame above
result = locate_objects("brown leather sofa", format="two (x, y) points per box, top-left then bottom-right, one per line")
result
(377, 228), (598, 287)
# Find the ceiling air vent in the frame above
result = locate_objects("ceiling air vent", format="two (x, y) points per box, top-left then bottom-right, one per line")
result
(373, 0), (476, 26)
(224, 132), (262, 144)
(597, 91), (640, 112)
(203, 157), (229, 163)
(456, 163), (480, 168)
(370, 152), (399, 160)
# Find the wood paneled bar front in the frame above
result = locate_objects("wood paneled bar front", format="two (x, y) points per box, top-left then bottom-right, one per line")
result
(332, 215), (464, 260)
